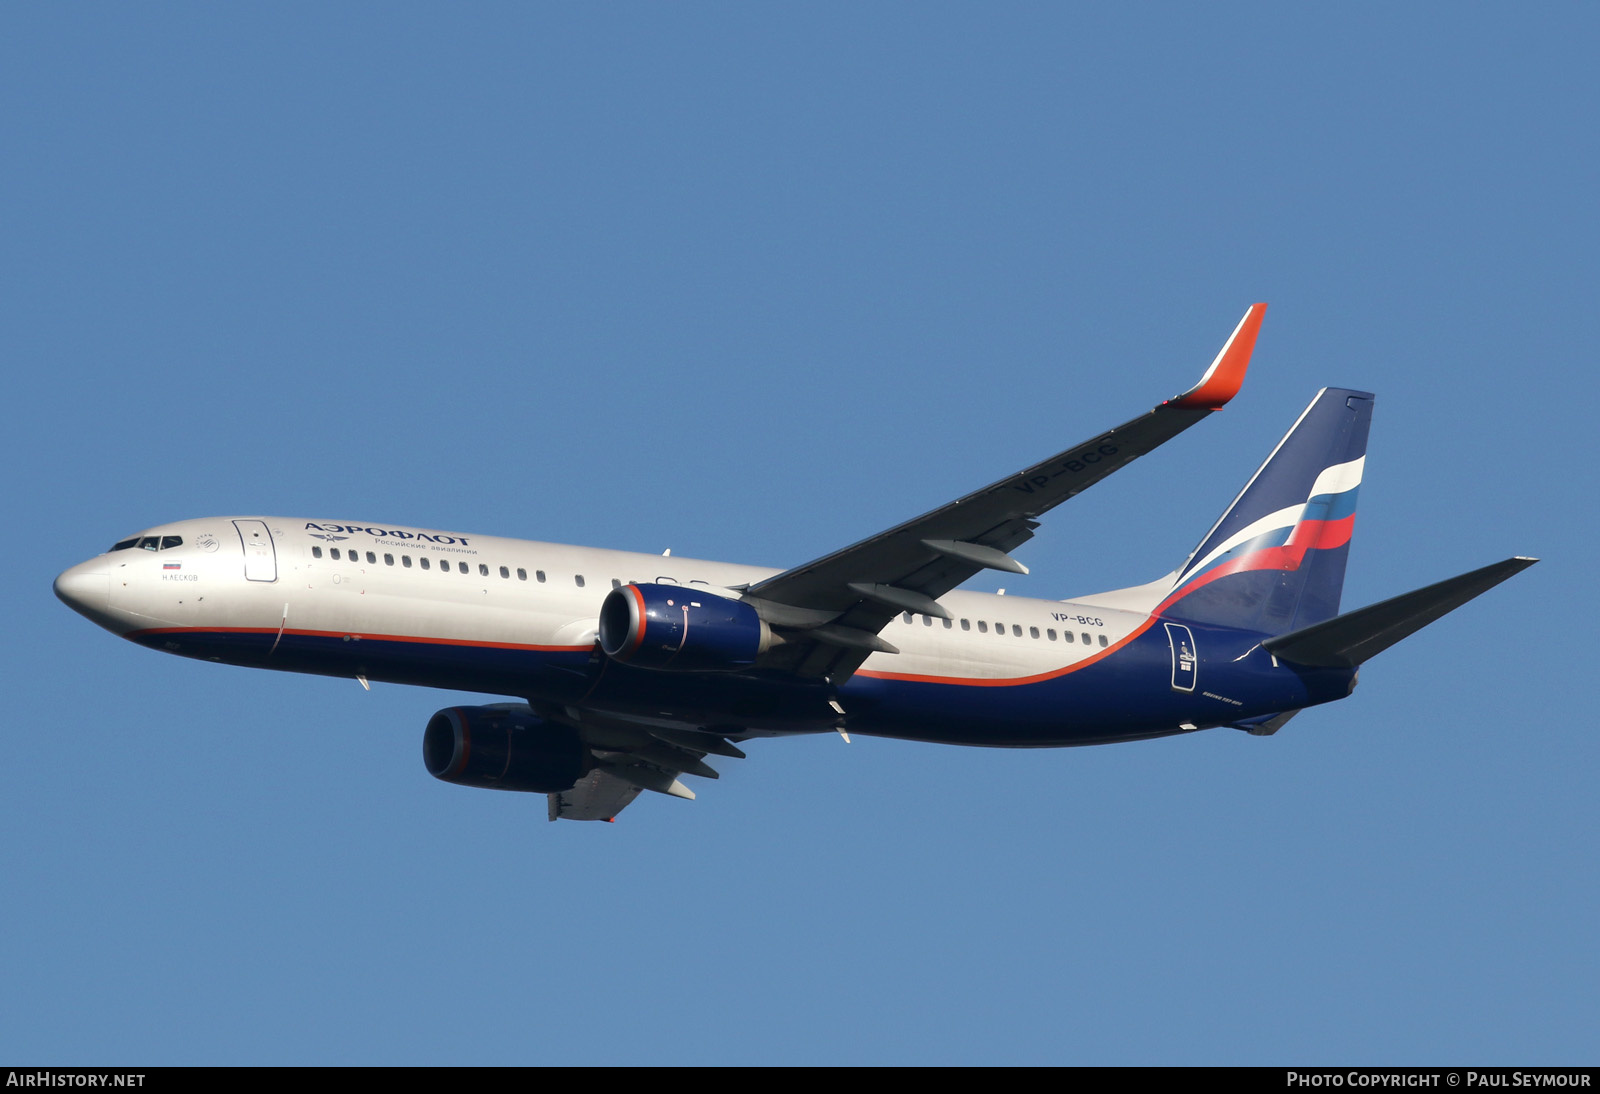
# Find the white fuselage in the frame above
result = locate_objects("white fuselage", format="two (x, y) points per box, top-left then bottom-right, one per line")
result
(59, 516), (1147, 690)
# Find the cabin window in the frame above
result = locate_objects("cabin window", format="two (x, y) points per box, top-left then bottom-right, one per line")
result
(1064, 631), (1075, 643)
(960, 619), (971, 631)
(367, 551), (377, 564)
(1047, 629), (1057, 641)
(978, 621), (988, 633)
(499, 566), (509, 578)
(923, 616), (933, 626)
(402, 556), (412, 568)
(1013, 625), (1023, 637)
(536, 570), (546, 583)
(575, 575), (585, 588)
(420, 557), (430, 570)
(312, 546), (323, 559)
(902, 613), (913, 624)
(1029, 626), (1040, 639)
(479, 564), (489, 576)
(330, 548), (341, 560)
(612, 578), (622, 589)
(1098, 634), (1109, 648)
(1081, 632), (1091, 645)
(384, 554), (394, 566)
(942, 618), (952, 629)
(517, 568), (527, 581)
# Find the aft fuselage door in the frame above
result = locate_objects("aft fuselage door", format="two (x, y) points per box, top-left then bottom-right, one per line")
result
(234, 520), (278, 582)
(1163, 621), (1197, 692)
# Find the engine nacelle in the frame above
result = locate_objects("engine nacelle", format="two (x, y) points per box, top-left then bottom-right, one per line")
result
(598, 582), (771, 671)
(423, 703), (586, 793)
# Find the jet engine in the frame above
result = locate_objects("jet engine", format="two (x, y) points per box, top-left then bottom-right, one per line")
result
(598, 582), (771, 671)
(423, 703), (587, 792)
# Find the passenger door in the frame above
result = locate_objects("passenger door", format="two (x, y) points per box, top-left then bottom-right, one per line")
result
(234, 520), (277, 582)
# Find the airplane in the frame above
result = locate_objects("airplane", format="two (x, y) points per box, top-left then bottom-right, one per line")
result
(54, 304), (1536, 822)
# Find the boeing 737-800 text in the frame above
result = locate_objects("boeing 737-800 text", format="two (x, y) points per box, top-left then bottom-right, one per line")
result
(54, 305), (1535, 821)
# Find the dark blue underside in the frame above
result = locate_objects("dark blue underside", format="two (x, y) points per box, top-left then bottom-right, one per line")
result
(132, 623), (1355, 748)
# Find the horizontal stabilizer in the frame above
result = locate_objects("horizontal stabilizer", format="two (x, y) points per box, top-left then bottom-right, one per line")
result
(1262, 557), (1537, 668)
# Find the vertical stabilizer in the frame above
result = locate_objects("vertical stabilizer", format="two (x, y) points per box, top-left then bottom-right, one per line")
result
(1159, 387), (1373, 635)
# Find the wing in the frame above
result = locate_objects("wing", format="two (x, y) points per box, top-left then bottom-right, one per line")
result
(545, 711), (748, 822)
(743, 304), (1267, 680)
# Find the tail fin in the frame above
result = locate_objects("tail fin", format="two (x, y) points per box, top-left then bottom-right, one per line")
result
(1160, 387), (1374, 635)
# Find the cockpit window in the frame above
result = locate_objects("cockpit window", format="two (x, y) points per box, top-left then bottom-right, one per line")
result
(110, 534), (184, 552)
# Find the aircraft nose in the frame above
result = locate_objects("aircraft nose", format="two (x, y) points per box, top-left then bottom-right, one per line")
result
(54, 558), (110, 621)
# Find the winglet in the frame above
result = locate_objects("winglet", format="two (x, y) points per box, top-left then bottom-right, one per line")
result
(1168, 303), (1266, 410)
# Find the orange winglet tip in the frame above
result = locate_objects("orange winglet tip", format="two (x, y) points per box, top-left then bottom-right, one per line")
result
(1169, 303), (1266, 410)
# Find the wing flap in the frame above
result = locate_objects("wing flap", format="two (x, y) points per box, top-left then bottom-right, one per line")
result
(548, 769), (643, 822)
(544, 712), (749, 821)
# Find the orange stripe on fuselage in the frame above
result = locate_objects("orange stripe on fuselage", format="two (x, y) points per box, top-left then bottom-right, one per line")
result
(128, 625), (591, 653)
(855, 512), (1353, 688)
(855, 614), (1159, 687)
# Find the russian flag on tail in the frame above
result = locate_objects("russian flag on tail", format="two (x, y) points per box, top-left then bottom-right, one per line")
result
(1160, 387), (1374, 637)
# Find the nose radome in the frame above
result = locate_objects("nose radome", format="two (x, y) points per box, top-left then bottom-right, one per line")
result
(54, 558), (111, 622)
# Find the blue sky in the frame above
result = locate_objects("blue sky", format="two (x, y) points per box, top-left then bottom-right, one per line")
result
(4, 4), (1595, 1064)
